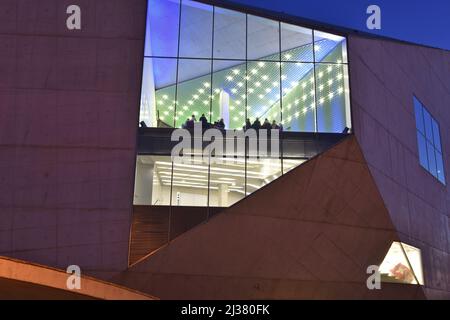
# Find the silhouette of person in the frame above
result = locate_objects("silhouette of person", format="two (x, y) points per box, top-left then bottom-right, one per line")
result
(199, 113), (208, 129)
(262, 118), (271, 130)
(252, 118), (261, 130)
(244, 118), (252, 130)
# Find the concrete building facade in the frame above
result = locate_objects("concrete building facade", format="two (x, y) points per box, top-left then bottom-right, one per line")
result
(0, 0), (449, 299)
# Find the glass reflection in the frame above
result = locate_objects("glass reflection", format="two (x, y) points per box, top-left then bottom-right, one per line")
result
(247, 15), (280, 61)
(141, 0), (351, 133)
(142, 58), (177, 127)
(413, 96), (446, 184)
(175, 59), (212, 128)
(379, 242), (424, 285)
(283, 158), (306, 174)
(209, 157), (246, 207)
(145, 0), (180, 57)
(281, 23), (313, 62)
(212, 60), (247, 129)
(214, 8), (246, 60)
(314, 30), (347, 63)
(315, 63), (350, 133)
(134, 155), (172, 206)
(281, 62), (315, 132)
(246, 157), (282, 196)
(247, 61), (281, 127)
(171, 157), (209, 206)
(179, 0), (213, 58)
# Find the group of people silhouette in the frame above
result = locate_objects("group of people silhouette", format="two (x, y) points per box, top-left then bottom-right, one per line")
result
(182, 114), (225, 130)
(243, 118), (282, 131)
(182, 114), (283, 131)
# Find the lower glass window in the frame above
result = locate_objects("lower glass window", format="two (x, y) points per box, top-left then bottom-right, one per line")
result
(379, 241), (424, 285)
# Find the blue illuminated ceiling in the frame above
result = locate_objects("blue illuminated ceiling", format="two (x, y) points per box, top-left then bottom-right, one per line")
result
(141, 0), (351, 133)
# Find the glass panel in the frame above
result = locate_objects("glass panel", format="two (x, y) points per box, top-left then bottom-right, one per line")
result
(143, 58), (177, 127)
(176, 59), (212, 128)
(431, 118), (442, 152)
(414, 99), (445, 182)
(379, 242), (422, 285)
(315, 63), (349, 133)
(401, 243), (425, 285)
(212, 60), (247, 129)
(342, 64), (352, 130)
(416, 132), (428, 170)
(281, 23), (313, 62)
(281, 62), (315, 132)
(435, 151), (446, 184)
(179, 0), (213, 58)
(426, 141), (437, 177)
(145, 0), (180, 57)
(314, 30), (347, 63)
(423, 108), (433, 143)
(247, 15), (280, 61)
(209, 157), (246, 207)
(134, 155), (172, 206)
(213, 8), (246, 60)
(413, 97), (424, 134)
(283, 158), (306, 174)
(247, 61), (281, 129)
(246, 157), (282, 196)
(139, 1), (356, 208)
(282, 139), (309, 158)
(171, 157), (209, 206)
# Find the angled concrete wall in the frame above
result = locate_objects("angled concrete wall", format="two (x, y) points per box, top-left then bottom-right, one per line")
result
(0, 0), (146, 280)
(115, 136), (425, 299)
(348, 35), (450, 299)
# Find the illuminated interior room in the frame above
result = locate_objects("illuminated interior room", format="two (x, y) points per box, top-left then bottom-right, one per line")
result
(139, 0), (351, 132)
(135, 0), (352, 206)
(131, 0), (353, 255)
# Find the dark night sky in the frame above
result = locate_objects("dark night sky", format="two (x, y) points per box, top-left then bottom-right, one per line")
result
(226, 0), (449, 51)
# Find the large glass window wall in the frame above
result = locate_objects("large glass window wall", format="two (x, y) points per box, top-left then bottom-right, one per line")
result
(140, 0), (351, 133)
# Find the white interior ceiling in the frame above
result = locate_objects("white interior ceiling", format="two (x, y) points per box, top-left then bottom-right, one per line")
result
(155, 1), (314, 86)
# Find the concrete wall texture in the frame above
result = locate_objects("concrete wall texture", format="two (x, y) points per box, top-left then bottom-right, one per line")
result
(0, 0), (147, 279)
(348, 35), (450, 298)
(0, 0), (449, 299)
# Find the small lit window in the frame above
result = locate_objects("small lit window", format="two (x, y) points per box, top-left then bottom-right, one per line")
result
(413, 97), (445, 184)
(379, 242), (424, 285)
